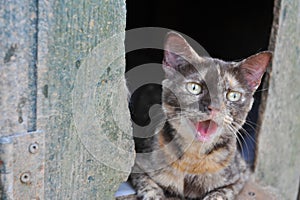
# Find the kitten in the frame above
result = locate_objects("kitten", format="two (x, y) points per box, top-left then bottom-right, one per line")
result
(130, 32), (272, 200)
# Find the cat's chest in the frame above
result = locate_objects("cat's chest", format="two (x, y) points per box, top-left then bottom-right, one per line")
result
(170, 143), (233, 175)
(152, 163), (227, 198)
(151, 146), (233, 197)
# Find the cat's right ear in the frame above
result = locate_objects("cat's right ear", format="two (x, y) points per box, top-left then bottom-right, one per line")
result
(163, 32), (199, 77)
(239, 51), (273, 91)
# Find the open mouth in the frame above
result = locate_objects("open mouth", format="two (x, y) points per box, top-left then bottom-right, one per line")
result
(195, 120), (218, 142)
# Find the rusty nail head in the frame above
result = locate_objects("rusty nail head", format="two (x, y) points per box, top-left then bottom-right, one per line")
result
(29, 142), (39, 154)
(20, 172), (31, 184)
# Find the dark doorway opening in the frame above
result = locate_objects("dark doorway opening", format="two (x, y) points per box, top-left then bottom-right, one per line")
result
(126, 0), (274, 166)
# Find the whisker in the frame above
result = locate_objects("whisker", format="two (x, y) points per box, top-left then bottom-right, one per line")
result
(236, 119), (258, 133)
(231, 120), (257, 145)
(230, 122), (257, 163)
(219, 111), (254, 161)
(227, 123), (253, 161)
(226, 124), (246, 158)
(254, 87), (269, 93)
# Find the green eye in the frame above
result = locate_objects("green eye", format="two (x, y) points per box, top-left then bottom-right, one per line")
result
(226, 91), (242, 102)
(186, 82), (202, 95)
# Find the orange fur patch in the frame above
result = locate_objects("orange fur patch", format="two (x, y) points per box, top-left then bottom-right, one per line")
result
(171, 142), (233, 174)
(158, 130), (234, 174)
(158, 132), (165, 148)
(226, 72), (241, 89)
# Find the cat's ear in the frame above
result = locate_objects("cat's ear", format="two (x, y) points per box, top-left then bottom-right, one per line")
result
(163, 32), (200, 75)
(239, 51), (272, 91)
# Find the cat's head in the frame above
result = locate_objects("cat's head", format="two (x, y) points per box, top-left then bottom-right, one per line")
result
(161, 32), (272, 149)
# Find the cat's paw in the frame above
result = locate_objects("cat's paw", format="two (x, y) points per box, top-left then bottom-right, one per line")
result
(138, 191), (165, 200)
(203, 192), (227, 200)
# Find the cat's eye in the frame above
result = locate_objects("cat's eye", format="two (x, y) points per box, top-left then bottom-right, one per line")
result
(186, 82), (202, 95)
(226, 91), (242, 102)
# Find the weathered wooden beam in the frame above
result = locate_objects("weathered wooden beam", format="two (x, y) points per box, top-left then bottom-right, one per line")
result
(36, 0), (134, 198)
(1, 0), (133, 199)
(255, 0), (300, 199)
(0, 0), (38, 135)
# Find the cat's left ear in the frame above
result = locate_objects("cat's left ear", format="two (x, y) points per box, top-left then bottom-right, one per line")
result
(239, 51), (273, 91)
(163, 32), (201, 76)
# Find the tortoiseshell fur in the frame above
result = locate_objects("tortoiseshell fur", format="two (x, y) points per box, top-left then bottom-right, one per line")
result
(130, 32), (272, 200)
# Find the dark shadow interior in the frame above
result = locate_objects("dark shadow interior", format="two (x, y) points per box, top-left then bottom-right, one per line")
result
(126, 0), (274, 166)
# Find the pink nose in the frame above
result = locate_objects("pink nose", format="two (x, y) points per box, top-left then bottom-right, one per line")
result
(207, 105), (219, 117)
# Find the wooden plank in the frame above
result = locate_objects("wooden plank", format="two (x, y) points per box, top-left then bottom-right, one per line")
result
(0, 0), (38, 135)
(255, 0), (300, 199)
(36, 0), (134, 198)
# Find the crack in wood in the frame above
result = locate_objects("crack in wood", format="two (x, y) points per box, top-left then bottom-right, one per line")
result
(27, 0), (39, 132)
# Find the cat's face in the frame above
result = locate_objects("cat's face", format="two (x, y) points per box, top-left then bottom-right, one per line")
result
(161, 32), (272, 149)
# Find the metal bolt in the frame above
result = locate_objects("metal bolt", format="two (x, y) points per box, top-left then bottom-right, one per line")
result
(20, 172), (31, 184)
(29, 142), (39, 154)
(248, 191), (256, 196)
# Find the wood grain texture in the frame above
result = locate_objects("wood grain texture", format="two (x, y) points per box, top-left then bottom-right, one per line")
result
(255, 0), (300, 199)
(0, 0), (38, 135)
(36, 0), (134, 199)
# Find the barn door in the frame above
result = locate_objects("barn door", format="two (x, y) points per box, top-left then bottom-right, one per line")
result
(0, 0), (44, 198)
(0, 0), (134, 199)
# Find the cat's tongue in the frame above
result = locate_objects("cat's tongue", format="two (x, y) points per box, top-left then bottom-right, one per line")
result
(196, 120), (218, 142)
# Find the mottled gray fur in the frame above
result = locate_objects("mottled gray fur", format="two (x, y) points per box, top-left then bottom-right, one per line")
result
(129, 32), (272, 200)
